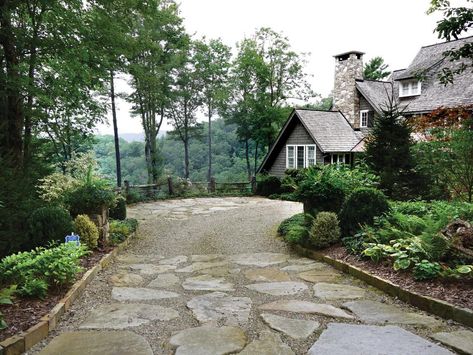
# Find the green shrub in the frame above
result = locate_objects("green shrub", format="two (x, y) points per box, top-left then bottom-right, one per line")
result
(278, 213), (309, 236)
(126, 188), (145, 204)
(256, 175), (282, 196)
(27, 206), (73, 247)
(310, 212), (341, 249)
(109, 195), (127, 220)
(109, 218), (138, 245)
(74, 215), (99, 249)
(339, 187), (390, 237)
(66, 182), (116, 216)
(0, 285), (16, 330)
(18, 278), (48, 299)
(413, 260), (442, 280)
(285, 225), (309, 244)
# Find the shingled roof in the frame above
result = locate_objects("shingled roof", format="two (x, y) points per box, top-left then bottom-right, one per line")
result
(357, 36), (473, 115)
(295, 110), (362, 152)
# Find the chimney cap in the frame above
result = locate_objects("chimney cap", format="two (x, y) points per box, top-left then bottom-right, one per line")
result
(333, 50), (365, 59)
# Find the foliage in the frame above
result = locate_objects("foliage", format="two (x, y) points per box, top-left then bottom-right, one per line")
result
(27, 206), (74, 248)
(363, 56), (391, 80)
(428, 0), (473, 84)
(110, 195), (127, 220)
(278, 213), (313, 246)
(285, 225), (310, 245)
(339, 188), (390, 237)
(295, 164), (379, 215)
(0, 285), (16, 330)
(0, 244), (88, 297)
(74, 215), (99, 250)
(18, 278), (49, 299)
(365, 99), (427, 200)
(278, 213), (309, 235)
(256, 175), (282, 196)
(109, 218), (138, 245)
(413, 260), (442, 280)
(309, 212), (341, 249)
(66, 181), (116, 216)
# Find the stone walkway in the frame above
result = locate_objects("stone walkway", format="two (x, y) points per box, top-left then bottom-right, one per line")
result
(31, 197), (473, 355)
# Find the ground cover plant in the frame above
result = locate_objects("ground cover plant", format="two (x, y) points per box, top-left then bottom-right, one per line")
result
(110, 218), (138, 245)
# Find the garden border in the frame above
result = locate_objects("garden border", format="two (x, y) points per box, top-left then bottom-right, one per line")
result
(294, 244), (473, 328)
(0, 232), (136, 355)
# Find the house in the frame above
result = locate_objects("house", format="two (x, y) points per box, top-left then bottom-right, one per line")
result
(258, 36), (473, 177)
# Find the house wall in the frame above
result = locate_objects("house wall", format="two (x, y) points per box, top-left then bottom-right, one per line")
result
(355, 94), (375, 130)
(268, 122), (323, 177)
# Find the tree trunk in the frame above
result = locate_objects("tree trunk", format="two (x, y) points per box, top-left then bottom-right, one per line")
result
(110, 70), (122, 187)
(245, 139), (251, 181)
(253, 141), (259, 177)
(207, 106), (212, 183)
(184, 126), (190, 179)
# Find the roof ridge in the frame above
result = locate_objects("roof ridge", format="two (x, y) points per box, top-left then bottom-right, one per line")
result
(356, 78), (391, 84)
(420, 35), (473, 49)
(294, 108), (338, 113)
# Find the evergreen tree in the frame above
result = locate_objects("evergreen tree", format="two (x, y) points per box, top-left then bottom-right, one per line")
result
(363, 56), (390, 80)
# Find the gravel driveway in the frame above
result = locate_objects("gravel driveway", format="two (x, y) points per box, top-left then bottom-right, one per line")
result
(29, 197), (471, 355)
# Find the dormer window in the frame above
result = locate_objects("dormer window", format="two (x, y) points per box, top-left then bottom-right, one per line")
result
(399, 80), (421, 97)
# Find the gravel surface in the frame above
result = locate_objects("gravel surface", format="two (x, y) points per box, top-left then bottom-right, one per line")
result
(27, 197), (470, 355)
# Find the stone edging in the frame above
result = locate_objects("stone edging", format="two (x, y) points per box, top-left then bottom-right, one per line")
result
(294, 244), (473, 328)
(0, 232), (136, 355)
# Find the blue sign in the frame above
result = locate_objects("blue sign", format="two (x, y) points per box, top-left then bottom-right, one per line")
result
(65, 233), (80, 246)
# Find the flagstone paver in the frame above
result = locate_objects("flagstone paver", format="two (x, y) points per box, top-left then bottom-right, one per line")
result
(431, 330), (473, 354)
(307, 323), (453, 355)
(30, 197), (469, 355)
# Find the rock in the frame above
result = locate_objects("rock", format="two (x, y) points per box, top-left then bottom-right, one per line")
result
(199, 266), (240, 277)
(244, 268), (291, 282)
(128, 263), (176, 275)
(313, 282), (366, 300)
(109, 272), (144, 287)
(182, 275), (234, 292)
(159, 255), (188, 266)
(246, 281), (308, 296)
(117, 254), (163, 264)
(239, 331), (294, 355)
(288, 257), (318, 264)
(111, 287), (180, 302)
(169, 325), (247, 355)
(297, 269), (341, 283)
(261, 313), (319, 339)
(187, 292), (252, 325)
(431, 330), (473, 354)
(147, 273), (179, 288)
(80, 303), (179, 329)
(176, 261), (228, 273)
(281, 263), (328, 272)
(342, 300), (441, 327)
(191, 254), (224, 262)
(307, 323), (453, 355)
(39, 331), (153, 355)
(260, 300), (353, 320)
(230, 253), (288, 267)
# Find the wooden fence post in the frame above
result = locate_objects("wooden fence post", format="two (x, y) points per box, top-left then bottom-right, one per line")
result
(124, 180), (130, 196)
(167, 176), (174, 195)
(251, 176), (257, 194)
(209, 177), (216, 193)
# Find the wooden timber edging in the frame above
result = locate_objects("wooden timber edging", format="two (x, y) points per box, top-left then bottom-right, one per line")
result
(0, 232), (136, 355)
(293, 244), (473, 328)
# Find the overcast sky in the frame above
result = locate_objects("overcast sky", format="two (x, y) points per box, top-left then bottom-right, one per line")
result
(98, 0), (450, 135)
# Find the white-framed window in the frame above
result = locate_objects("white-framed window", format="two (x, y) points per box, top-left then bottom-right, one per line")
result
(286, 145), (317, 169)
(331, 153), (348, 164)
(360, 110), (369, 128)
(399, 80), (421, 97)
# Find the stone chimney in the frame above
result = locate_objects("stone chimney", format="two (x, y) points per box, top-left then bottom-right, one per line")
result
(332, 51), (364, 126)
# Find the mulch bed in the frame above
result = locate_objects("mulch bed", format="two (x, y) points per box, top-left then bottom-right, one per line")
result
(324, 245), (473, 310)
(0, 247), (112, 342)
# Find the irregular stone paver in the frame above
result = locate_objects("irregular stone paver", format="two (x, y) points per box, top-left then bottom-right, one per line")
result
(116, 254), (163, 264)
(260, 300), (354, 320)
(246, 281), (308, 296)
(239, 331), (294, 355)
(128, 263), (176, 275)
(244, 268), (291, 282)
(187, 292), (252, 325)
(147, 273), (179, 288)
(297, 269), (341, 283)
(431, 330), (473, 354)
(261, 313), (319, 339)
(176, 261), (228, 273)
(230, 252), (288, 267)
(111, 287), (180, 302)
(289, 257), (318, 264)
(307, 323), (453, 355)
(79, 303), (179, 329)
(39, 331), (153, 355)
(281, 263), (327, 272)
(182, 275), (234, 292)
(169, 325), (247, 355)
(109, 272), (144, 287)
(343, 300), (441, 327)
(313, 282), (366, 300)
(159, 255), (188, 266)
(199, 266), (240, 277)
(191, 254), (223, 262)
